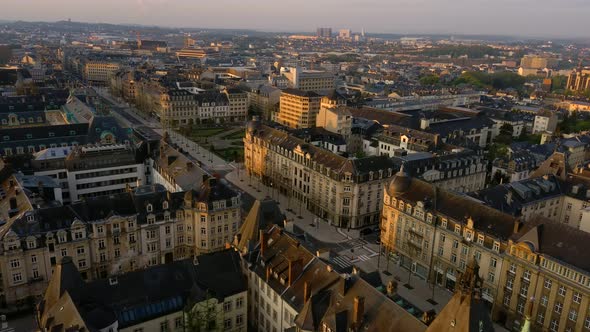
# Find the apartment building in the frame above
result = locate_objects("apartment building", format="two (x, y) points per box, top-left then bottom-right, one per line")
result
(381, 168), (520, 309)
(241, 226), (427, 332)
(275, 88), (321, 129)
(224, 88), (249, 122)
(471, 159), (590, 232)
(520, 55), (558, 69)
(533, 110), (558, 134)
(245, 84), (281, 121)
(283, 67), (335, 94)
(494, 215), (590, 332)
(0, 178), (240, 306)
(65, 144), (144, 202)
(160, 89), (199, 127)
(37, 250), (247, 331)
(316, 92), (351, 139)
(566, 68), (590, 92)
(244, 120), (396, 228)
(32, 144), (146, 203)
(83, 61), (120, 85)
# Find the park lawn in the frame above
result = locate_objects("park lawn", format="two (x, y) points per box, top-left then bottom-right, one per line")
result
(214, 147), (244, 162)
(189, 127), (226, 138)
(221, 130), (246, 140)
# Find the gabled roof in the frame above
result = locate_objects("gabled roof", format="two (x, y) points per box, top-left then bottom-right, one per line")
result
(236, 198), (285, 252)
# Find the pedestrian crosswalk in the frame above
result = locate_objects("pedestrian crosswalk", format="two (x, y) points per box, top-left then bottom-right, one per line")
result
(331, 255), (352, 268)
(338, 238), (366, 250)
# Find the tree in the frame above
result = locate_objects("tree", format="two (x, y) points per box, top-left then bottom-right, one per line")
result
(490, 170), (511, 186)
(182, 291), (224, 332)
(419, 74), (439, 86)
(495, 123), (514, 145)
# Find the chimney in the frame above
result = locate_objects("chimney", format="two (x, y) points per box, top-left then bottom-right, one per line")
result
(304, 281), (311, 303)
(259, 230), (266, 257)
(513, 220), (522, 234)
(353, 296), (365, 326)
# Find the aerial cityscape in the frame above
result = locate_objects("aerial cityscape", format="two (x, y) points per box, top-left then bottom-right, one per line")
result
(1, 1), (590, 331)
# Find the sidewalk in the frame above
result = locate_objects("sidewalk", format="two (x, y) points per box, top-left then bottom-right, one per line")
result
(225, 169), (355, 244)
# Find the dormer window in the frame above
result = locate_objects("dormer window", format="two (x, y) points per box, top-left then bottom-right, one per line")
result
(147, 215), (155, 224)
(27, 239), (36, 249)
(26, 215), (34, 223)
(146, 204), (153, 212)
(163, 201), (169, 210)
(58, 233), (67, 243)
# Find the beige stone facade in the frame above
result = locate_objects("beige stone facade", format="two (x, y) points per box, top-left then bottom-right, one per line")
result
(244, 121), (396, 228)
(275, 89), (321, 129)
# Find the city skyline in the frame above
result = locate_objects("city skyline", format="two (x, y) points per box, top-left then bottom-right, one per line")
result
(2, 0), (590, 38)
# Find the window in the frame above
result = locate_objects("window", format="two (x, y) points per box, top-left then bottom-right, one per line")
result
(541, 295), (548, 306)
(451, 254), (457, 263)
(586, 316), (590, 329)
(454, 225), (461, 234)
(236, 314), (244, 326)
(175, 317), (182, 328)
(509, 263), (517, 274)
(76, 247), (85, 255)
(544, 278), (552, 289)
(550, 319), (559, 332)
(537, 312), (545, 324)
(236, 296), (244, 309)
(488, 272), (495, 283)
(490, 258), (497, 268)
(573, 292), (582, 304)
(570, 309), (578, 322)
(555, 302), (563, 314)
(160, 320), (168, 332)
(503, 293), (511, 306)
(223, 319), (232, 329)
(31, 255), (37, 264)
(474, 251), (481, 261)
(492, 241), (500, 252)
(9, 259), (20, 268)
(61, 248), (67, 257)
(506, 278), (514, 290)
(477, 234), (484, 245)
(224, 301), (232, 312)
(523, 270), (531, 281)
(453, 240), (459, 249)
(558, 285), (566, 297)
(12, 273), (23, 283)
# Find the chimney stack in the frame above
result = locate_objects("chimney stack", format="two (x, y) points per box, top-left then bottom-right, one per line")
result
(304, 281), (311, 303)
(353, 296), (365, 326)
(259, 230), (266, 257)
(513, 220), (522, 234)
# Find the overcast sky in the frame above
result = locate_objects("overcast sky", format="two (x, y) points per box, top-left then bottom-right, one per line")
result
(2, 0), (589, 38)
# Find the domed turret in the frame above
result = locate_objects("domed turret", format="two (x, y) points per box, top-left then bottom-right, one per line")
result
(387, 164), (411, 196)
(247, 116), (261, 135)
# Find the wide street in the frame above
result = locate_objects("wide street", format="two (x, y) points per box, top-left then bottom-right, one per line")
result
(96, 89), (508, 329)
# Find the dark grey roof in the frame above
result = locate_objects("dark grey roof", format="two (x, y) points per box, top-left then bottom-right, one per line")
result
(50, 250), (245, 329)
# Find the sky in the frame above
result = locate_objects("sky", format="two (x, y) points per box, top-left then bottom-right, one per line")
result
(2, 0), (590, 38)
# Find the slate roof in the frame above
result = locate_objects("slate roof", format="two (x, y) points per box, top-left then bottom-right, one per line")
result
(39, 250), (246, 330)
(513, 215), (590, 273)
(468, 175), (564, 217)
(389, 174), (518, 241)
